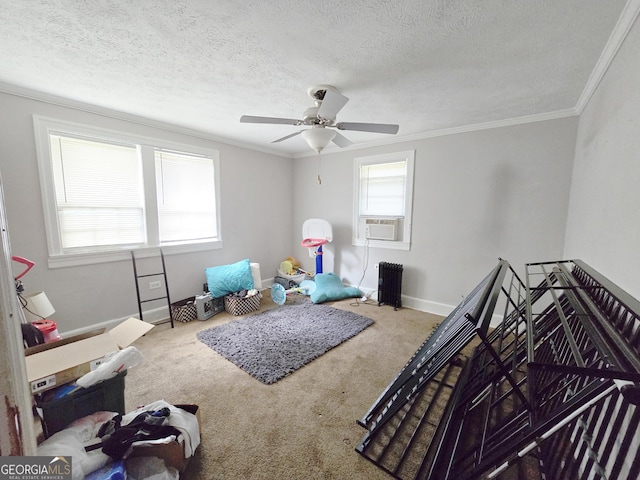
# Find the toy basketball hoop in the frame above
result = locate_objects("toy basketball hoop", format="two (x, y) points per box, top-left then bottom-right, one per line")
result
(301, 238), (328, 248)
(302, 219), (333, 274)
(303, 238), (328, 274)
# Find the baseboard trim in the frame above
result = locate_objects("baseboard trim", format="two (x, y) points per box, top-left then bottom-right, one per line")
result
(62, 279), (503, 337)
(380, 293), (503, 328)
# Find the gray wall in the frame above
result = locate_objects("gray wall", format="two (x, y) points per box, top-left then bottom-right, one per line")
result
(0, 93), (294, 334)
(565, 15), (640, 300)
(292, 118), (577, 313)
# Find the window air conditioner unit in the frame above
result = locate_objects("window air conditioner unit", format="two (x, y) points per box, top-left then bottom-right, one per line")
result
(364, 218), (398, 241)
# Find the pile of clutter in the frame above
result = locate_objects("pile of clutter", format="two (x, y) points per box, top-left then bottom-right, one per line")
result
(276, 257), (313, 289)
(30, 328), (200, 480)
(37, 400), (200, 480)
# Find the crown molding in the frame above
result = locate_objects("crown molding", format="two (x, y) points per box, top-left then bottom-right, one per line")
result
(0, 81), (294, 158)
(293, 108), (578, 159)
(575, 0), (640, 114)
(9, 80), (574, 161)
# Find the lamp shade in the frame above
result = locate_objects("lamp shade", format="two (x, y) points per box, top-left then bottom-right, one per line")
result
(301, 127), (336, 153)
(22, 291), (55, 323)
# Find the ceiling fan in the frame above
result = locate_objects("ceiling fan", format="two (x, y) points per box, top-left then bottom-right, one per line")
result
(240, 85), (399, 153)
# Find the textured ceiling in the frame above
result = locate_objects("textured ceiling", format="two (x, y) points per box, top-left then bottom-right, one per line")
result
(0, 1), (634, 157)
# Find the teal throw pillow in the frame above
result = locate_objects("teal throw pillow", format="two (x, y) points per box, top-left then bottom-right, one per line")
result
(205, 259), (254, 298)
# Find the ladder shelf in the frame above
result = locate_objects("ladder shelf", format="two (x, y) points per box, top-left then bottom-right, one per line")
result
(131, 249), (174, 328)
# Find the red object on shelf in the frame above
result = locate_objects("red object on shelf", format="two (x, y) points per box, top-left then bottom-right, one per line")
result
(32, 320), (61, 343)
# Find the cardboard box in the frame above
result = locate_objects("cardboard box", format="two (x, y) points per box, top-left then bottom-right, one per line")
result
(128, 404), (200, 472)
(25, 317), (153, 394)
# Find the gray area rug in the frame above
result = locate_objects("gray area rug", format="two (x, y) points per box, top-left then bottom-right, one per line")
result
(196, 302), (374, 384)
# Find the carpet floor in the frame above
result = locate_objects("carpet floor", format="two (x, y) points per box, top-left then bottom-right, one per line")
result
(123, 295), (444, 479)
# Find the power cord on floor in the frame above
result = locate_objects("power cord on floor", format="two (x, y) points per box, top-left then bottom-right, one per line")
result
(349, 296), (376, 307)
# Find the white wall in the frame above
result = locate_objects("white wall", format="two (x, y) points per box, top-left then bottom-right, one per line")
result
(565, 16), (640, 300)
(0, 92), (294, 334)
(292, 117), (578, 312)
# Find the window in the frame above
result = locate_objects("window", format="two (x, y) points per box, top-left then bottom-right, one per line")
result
(359, 161), (407, 217)
(49, 134), (145, 250)
(34, 116), (221, 267)
(353, 150), (415, 250)
(154, 149), (218, 243)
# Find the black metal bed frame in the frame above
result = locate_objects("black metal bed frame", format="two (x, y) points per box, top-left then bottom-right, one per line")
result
(356, 259), (640, 479)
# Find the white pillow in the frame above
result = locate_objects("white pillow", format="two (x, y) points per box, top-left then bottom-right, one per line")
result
(250, 262), (262, 289)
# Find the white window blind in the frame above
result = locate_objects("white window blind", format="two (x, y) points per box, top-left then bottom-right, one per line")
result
(359, 160), (407, 216)
(50, 133), (144, 250)
(35, 116), (223, 267)
(154, 149), (217, 243)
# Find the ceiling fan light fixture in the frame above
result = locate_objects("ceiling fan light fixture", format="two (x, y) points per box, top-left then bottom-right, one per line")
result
(301, 127), (336, 153)
(240, 85), (398, 152)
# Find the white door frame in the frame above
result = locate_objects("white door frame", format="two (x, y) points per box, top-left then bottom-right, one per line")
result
(0, 170), (37, 455)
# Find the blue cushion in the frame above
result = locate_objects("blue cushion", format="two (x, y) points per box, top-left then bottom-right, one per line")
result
(205, 259), (254, 298)
(310, 272), (362, 304)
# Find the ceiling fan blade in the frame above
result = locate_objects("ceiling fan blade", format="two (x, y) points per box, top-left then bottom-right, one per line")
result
(335, 122), (399, 134)
(317, 90), (349, 120)
(332, 132), (353, 148)
(271, 131), (303, 143)
(240, 115), (301, 125)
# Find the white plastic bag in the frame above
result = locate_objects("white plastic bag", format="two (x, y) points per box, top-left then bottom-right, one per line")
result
(36, 411), (117, 480)
(76, 346), (144, 388)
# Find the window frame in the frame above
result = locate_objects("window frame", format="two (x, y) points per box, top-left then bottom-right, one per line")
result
(33, 115), (222, 268)
(352, 150), (415, 251)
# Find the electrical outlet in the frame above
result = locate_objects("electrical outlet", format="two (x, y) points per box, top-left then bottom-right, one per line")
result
(149, 280), (162, 290)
